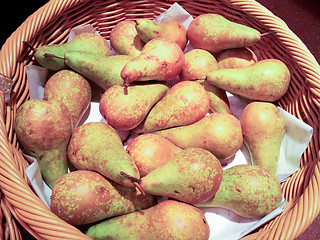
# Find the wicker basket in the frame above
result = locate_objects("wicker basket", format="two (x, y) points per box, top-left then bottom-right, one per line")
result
(0, 0), (319, 239)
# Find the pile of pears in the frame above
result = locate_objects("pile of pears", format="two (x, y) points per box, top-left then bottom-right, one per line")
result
(14, 13), (291, 239)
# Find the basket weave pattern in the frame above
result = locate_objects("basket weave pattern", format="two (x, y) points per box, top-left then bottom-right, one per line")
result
(0, 0), (319, 239)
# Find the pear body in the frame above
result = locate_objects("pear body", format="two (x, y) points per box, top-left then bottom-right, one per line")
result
(156, 112), (243, 161)
(86, 200), (210, 240)
(134, 80), (210, 133)
(14, 99), (73, 188)
(67, 122), (139, 187)
(217, 47), (258, 69)
(110, 20), (145, 57)
(43, 69), (91, 129)
(135, 19), (187, 50)
(99, 82), (169, 130)
(187, 14), (260, 53)
(141, 148), (223, 204)
(206, 59), (291, 101)
(240, 102), (286, 174)
(51, 170), (156, 225)
(120, 37), (185, 85)
(196, 165), (283, 218)
(64, 51), (132, 89)
(34, 32), (111, 70)
(126, 134), (182, 177)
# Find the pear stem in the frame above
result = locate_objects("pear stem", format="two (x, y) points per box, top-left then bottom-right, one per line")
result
(260, 30), (277, 37)
(124, 76), (129, 95)
(120, 171), (146, 196)
(43, 53), (65, 59)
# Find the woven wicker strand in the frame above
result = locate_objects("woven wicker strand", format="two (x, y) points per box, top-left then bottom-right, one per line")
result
(0, 0), (319, 239)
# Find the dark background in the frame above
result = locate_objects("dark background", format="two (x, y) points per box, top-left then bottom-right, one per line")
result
(0, 0), (320, 239)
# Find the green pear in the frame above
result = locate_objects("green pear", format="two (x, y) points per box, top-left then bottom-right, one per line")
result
(135, 19), (187, 49)
(99, 82), (169, 130)
(120, 37), (185, 87)
(240, 102), (286, 175)
(196, 164), (283, 218)
(126, 134), (182, 177)
(14, 99), (73, 188)
(187, 13), (260, 53)
(134, 80), (210, 133)
(34, 32), (111, 70)
(51, 170), (157, 225)
(140, 148), (223, 204)
(63, 51), (132, 90)
(217, 47), (258, 69)
(86, 200), (210, 240)
(156, 112), (243, 162)
(43, 69), (91, 129)
(110, 20), (145, 57)
(67, 122), (140, 188)
(206, 59), (291, 101)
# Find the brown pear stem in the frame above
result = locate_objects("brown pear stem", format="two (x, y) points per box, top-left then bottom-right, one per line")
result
(43, 53), (65, 59)
(260, 30), (278, 37)
(133, 182), (146, 196)
(120, 171), (146, 196)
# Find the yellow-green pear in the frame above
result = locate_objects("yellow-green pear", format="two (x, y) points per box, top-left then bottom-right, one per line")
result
(196, 165), (283, 218)
(34, 32), (111, 70)
(240, 102), (286, 175)
(217, 47), (258, 69)
(206, 59), (291, 101)
(187, 13), (260, 53)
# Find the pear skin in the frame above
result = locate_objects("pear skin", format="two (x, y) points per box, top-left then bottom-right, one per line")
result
(240, 102), (286, 175)
(187, 14), (260, 53)
(134, 80), (210, 133)
(43, 69), (91, 129)
(135, 19), (187, 50)
(50, 170), (157, 225)
(156, 112), (243, 161)
(206, 59), (291, 101)
(217, 47), (258, 69)
(140, 148), (223, 204)
(126, 134), (182, 177)
(196, 165), (283, 218)
(99, 82), (169, 130)
(120, 37), (185, 86)
(110, 20), (145, 57)
(14, 99), (73, 188)
(86, 200), (210, 240)
(67, 122), (140, 187)
(64, 51), (132, 90)
(34, 32), (111, 70)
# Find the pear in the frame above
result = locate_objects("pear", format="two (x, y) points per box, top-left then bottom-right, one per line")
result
(135, 19), (187, 50)
(217, 47), (258, 69)
(179, 49), (218, 81)
(110, 20), (145, 57)
(63, 51), (132, 90)
(67, 122), (140, 188)
(240, 102), (286, 175)
(126, 134), (182, 177)
(34, 32), (111, 70)
(196, 164), (283, 218)
(86, 200), (210, 240)
(140, 148), (223, 204)
(134, 80), (210, 133)
(120, 37), (185, 87)
(51, 170), (157, 225)
(206, 59), (291, 101)
(156, 113), (243, 162)
(43, 69), (91, 129)
(14, 99), (73, 188)
(187, 13), (261, 53)
(99, 82), (170, 130)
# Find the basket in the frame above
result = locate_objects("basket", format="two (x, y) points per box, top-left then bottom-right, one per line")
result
(0, 0), (319, 239)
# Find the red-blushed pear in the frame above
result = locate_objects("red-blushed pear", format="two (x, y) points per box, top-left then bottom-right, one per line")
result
(86, 200), (210, 240)
(120, 37), (185, 87)
(126, 134), (182, 177)
(240, 102), (286, 175)
(140, 148), (223, 204)
(216, 47), (258, 69)
(14, 99), (73, 188)
(67, 122), (140, 188)
(134, 80), (210, 133)
(51, 170), (157, 225)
